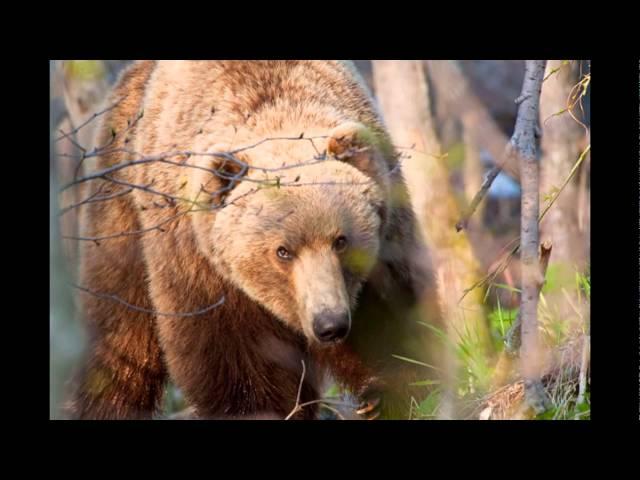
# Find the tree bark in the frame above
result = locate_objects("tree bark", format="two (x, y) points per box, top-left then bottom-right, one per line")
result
(514, 60), (550, 414)
(539, 60), (589, 270)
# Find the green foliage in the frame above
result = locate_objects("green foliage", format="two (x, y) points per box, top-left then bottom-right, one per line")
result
(64, 60), (106, 81)
(542, 60), (571, 82)
(407, 262), (590, 420)
(392, 353), (440, 371)
(542, 262), (575, 294)
(324, 383), (342, 398)
(487, 300), (518, 349)
(409, 380), (441, 387)
(445, 142), (465, 171)
(576, 269), (591, 303)
(454, 323), (492, 394)
(411, 389), (442, 419)
(535, 391), (590, 420)
(416, 320), (491, 396)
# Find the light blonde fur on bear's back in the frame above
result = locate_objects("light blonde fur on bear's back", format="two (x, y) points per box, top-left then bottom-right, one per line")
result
(129, 61), (385, 157)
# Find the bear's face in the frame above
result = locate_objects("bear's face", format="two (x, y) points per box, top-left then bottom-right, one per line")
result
(207, 161), (386, 345)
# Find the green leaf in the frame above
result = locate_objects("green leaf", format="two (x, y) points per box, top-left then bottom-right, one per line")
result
(416, 389), (441, 417)
(391, 354), (440, 371)
(445, 142), (465, 170)
(536, 408), (557, 420)
(65, 60), (106, 81)
(324, 383), (341, 398)
(409, 380), (441, 387)
(416, 321), (448, 342)
(491, 283), (521, 293)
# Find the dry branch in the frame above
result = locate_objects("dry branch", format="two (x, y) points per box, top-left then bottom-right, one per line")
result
(284, 360), (354, 420)
(456, 164), (502, 232)
(73, 283), (225, 317)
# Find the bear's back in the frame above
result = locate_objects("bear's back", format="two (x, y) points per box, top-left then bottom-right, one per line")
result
(125, 61), (388, 161)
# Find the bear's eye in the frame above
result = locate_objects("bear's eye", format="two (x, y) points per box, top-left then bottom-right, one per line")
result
(333, 235), (348, 252)
(276, 246), (292, 260)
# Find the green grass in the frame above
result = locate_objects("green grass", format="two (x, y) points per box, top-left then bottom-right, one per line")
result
(394, 263), (590, 420)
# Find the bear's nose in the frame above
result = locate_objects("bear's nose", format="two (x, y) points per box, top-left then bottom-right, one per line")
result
(312, 310), (350, 343)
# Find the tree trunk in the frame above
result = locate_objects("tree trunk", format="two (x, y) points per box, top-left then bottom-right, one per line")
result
(539, 60), (589, 271)
(515, 60), (550, 414)
(371, 60), (491, 353)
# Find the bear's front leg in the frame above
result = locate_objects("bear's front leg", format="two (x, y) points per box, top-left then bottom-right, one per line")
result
(69, 195), (168, 420)
(150, 279), (322, 419)
(310, 342), (386, 420)
(156, 308), (322, 419)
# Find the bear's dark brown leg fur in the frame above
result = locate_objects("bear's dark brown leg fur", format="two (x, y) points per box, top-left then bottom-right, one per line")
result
(69, 320), (166, 419)
(68, 191), (167, 420)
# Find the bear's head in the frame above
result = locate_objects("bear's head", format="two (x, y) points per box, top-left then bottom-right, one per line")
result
(188, 121), (397, 345)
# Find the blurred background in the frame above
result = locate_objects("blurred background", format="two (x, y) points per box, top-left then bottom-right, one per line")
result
(50, 60), (590, 420)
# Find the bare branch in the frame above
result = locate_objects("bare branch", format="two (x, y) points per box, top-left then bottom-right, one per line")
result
(284, 359), (307, 420)
(59, 130), (87, 154)
(455, 165), (502, 232)
(62, 209), (190, 243)
(73, 283), (225, 317)
(58, 185), (133, 217)
(284, 360), (355, 420)
(55, 96), (126, 143)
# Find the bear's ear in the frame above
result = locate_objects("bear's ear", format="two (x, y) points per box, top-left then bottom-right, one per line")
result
(326, 121), (380, 178)
(188, 143), (249, 207)
(327, 121), (374, 158)
(209, 143), (249, 179)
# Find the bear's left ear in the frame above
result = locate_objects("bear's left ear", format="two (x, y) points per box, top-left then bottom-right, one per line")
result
(326, 121), (380, 178)
(187, 143), (249, 207)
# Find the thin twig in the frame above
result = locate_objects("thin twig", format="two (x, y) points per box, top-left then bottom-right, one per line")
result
(456, 164), (502, 232)
(284, 360), (354, 420)
(73, 283), (225, 317)
(58, 186), (134, 217)
(62, 209), (190, 243)
(285, 360), (307, 420)
(55, 96), (126, 143)
(59, 129), (87, 154)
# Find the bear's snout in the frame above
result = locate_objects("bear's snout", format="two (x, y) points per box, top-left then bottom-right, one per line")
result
(312, 309), (351, 343)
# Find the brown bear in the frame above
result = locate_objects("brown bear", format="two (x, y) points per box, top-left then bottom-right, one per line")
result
(67, 60), (441, 420)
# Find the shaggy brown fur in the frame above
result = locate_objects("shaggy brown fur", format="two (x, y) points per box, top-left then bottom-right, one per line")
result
(68, 61), (441, 420)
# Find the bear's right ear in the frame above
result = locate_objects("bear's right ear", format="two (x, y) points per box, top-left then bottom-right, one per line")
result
(327, 121), (373, 158)
(187, 143), (249, 207)
(326, 121), (384, 181)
